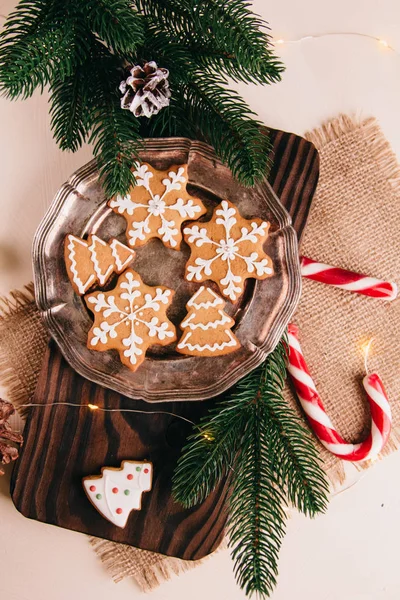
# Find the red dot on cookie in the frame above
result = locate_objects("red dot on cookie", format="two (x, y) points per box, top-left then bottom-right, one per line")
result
(127, 474), (133, 480)
(116, 508), (123, 514)
(89, 485), (96, 492)
(144, 468), (149, 474)
(112, 487), (119, 494)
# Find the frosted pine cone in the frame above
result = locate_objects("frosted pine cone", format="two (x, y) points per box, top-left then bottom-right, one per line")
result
(0, 398), (23, 475)
(120, 61), (171, 118)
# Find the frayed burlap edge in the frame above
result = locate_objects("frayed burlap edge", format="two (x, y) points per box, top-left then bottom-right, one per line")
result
(0, 282), (34, 317)
(305, 114), (400, 197)
(90, 537), (227, 592)
(0, 282), (36, 416)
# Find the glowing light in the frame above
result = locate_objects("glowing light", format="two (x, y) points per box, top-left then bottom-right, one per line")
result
(270, 33), (397, 56)
(361, 338), (374, 374)
(88, 403), (100, 411)
(202, 431), (215, 442)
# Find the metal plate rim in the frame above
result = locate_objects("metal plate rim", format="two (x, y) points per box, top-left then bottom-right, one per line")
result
(33, 138), (301, 402)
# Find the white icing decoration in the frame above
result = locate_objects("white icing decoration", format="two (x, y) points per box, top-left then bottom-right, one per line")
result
(180, 310), (231, 331)
(109, 238), (135, 272)
(177, 329), (238, 352)
(186, 286), (224, 309)
(83, 461), (153, 528)
(87, 271), (174, 366)
(109, 162), (203, 248)
(88, 235), (114, 285)
(66, 235), (136, 295)
(66, 235), (95, 294)
(177, 286), (240, 355)
(184, 201), (272, 301)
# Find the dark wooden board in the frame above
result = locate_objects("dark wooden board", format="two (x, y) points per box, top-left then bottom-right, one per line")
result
(12, 344), (230, 559)
(11, 128), (319, 559)
(268, 127), (319, 239)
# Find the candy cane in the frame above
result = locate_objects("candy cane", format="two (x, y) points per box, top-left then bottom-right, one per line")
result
(286, 324), (392, 462)
(300, 256), (398, 301)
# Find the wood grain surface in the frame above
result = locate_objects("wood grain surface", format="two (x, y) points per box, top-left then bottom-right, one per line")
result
(11, 128), (319, 559)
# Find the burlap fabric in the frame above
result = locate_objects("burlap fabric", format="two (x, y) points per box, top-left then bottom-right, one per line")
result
(293, 115), (400, 481)
(0, 115), (399, 589)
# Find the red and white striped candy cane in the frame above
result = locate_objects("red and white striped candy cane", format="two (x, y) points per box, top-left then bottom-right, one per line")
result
(300, 256), (398, 301)
(287, 323), (392, 462)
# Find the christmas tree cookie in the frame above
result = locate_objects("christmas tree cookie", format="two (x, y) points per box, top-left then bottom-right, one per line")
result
(83, 461), (153, 528)
(177, 286), (241, 356)
(64, 234), (136, 295)
(183, 200), (274, 301)
(108, 161), (207, 250)
(85, 269), (176, 371)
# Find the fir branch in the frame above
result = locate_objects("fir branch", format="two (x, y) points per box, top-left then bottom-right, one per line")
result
(137, 23), (274, 183)
(189, 43), (283, 87)
(91, 95), (141, 198)
(172, 75), (272, 185)
(49, 66), (91, 152)
(137, 0), (284, 85)
(84, 0), (145, 55)
(0, 0), (285, 196)
(135, 23), (193, 72)
(262, 340), (329, 517)
(171, 398), (244, 508)
(86, 48), (142, 197)
(0, 1), (88, 99)
(228, 401), (286, 597)
(194, 0), (283, 82)
(173, 337), (329, 597)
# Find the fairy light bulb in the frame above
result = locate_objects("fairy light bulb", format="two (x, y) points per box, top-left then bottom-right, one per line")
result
(88, 403), (100, 411)
(360, 338), (374, 374)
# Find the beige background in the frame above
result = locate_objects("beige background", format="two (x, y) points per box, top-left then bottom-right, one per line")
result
(1, 1), (400, 599)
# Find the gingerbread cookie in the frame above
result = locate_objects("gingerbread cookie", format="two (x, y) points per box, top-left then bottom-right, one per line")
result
(85, 269), (176, 371)
(83, 461), (153, 528)
(177, 286), (241, 357)
(108, 161), (207, 250)
(183, 200), (273, 301)
(65, 234), (136, 295)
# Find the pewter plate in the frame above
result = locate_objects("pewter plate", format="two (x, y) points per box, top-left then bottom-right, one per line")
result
(33, 138), (301, 402)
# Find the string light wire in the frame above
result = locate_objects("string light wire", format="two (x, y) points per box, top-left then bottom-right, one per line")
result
(18, 401), (227, 446)
(19, 401), (197, 427)
(273, 32), (398, 55)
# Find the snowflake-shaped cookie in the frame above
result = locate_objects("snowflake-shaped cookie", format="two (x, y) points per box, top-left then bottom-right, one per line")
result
(85, 269), (176, 372)
(108, 162), (207, 250)
(183, 200), (273, 301)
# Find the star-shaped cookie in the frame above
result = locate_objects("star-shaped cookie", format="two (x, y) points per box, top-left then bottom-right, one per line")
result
(108, 162), (207, 250)
(183, 200), (274, 301)
(85, 269), (177, 371)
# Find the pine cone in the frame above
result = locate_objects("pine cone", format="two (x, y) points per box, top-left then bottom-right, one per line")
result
(0, 398), (23, 475)
(120, 61), (171, 118)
